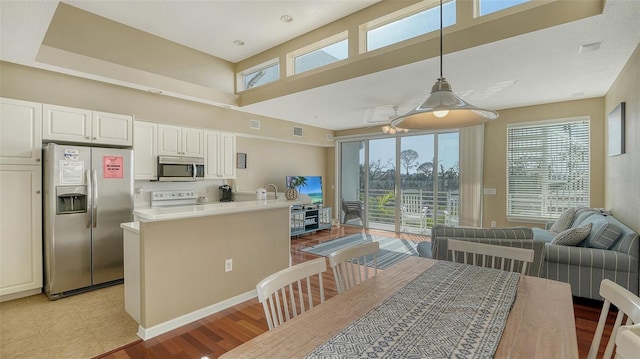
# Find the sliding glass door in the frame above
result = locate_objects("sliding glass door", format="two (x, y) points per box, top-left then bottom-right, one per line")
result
(339, 131), (459, 234)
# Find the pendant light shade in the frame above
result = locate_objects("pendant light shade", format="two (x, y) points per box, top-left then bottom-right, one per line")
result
(388, 0), (498, 131)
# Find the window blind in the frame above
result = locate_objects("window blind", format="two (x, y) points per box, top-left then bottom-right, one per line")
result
(507, 119), (590, 220)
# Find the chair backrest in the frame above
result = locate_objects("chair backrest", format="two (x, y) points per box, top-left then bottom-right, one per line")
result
(588, 279), (640, 359)
(615, 323), (640, 359)
(446, 238), (534, 275)
(328, 242), (380, 294)
(401, 190), (422, 214)
(256, 258), (327, 330)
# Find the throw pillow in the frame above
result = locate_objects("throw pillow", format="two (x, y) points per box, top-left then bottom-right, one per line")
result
(586, 220), (623, 250)
(549, 207), (576, 234)
(551, 223), (592, 246)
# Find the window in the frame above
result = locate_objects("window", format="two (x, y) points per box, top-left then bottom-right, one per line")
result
(293, 38), (348, 75)
(241, 61), (279, 90)
(366, 0), (456, 52)
(478, 0), (530, 16)
(507, 118), (590, 220)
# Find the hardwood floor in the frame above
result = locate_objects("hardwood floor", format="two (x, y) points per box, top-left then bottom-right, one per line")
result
(98, 226), (613, 359)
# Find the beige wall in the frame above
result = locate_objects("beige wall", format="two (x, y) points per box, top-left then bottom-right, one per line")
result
(604, 45), (640, 234)
(482, 98), (605, 229)
(139, 208), (290, 328)
(0, 61), (333, 205)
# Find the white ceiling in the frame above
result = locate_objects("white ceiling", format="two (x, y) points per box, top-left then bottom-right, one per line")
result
(1, 0), (639, 131)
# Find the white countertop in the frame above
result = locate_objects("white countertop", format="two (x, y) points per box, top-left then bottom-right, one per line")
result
(120, 221), (139, 233)
(133, 199), (298, 222)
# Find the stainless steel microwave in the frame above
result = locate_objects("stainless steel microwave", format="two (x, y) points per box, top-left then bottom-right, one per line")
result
(157, 156), (205, 181)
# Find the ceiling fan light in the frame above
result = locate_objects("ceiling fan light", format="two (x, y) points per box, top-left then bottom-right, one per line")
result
(381, 125), (391, 134)
(433, 110), (449, 118)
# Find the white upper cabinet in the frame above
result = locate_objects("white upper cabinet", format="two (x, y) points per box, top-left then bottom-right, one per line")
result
(158, 124), (204, 158)
(204, 130), (236, 179)
(92, 111), (133, 146)
(0, 98), (42, 165)
(42, 104), (133, 146)
(133, 121), (157, 180)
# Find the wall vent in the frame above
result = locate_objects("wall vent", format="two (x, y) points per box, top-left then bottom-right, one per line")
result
(293, 126), (303, 137)
(326, 134), (334, 141)
(249, 119), (261, 130)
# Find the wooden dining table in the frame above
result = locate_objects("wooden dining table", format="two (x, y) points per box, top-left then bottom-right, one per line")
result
(220, 256), (578, 358)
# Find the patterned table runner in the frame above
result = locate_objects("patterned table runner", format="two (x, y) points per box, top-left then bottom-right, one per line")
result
(305, 261), (520, 359)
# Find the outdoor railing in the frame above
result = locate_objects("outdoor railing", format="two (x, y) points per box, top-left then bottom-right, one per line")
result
(360, 189), (459, 231)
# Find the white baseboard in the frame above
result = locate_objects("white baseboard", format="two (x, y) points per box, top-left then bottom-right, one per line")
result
(137, 289), (257, 340)
(0, 288), (41, 302)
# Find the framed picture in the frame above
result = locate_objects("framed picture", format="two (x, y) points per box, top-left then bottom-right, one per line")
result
(608, 102), (625, 157)
(237, 153), (247, 169)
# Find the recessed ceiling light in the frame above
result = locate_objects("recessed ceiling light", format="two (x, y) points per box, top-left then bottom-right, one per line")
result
(280, 14), (293, 23)
(233, 40), (245, 46)
(148, 89), (162, 94)
(580, 42), (601, 54)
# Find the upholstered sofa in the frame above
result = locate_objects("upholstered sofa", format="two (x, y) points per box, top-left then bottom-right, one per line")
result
(417, 209), (639, 300)
(532, 208), (639, 300)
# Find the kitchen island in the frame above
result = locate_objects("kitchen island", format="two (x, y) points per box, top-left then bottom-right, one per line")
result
(122, 199), (293, 340)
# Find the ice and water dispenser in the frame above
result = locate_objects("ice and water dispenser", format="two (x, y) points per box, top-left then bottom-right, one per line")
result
(56, 186), (87, 214)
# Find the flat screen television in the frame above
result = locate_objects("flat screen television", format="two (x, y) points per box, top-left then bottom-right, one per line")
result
(286, 176), (323, 205)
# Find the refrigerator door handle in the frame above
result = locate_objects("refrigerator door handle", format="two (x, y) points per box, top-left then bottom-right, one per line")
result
(93, 169), (98, 228)
(192, 163), (196, 181)
(86, 169), (92, 228)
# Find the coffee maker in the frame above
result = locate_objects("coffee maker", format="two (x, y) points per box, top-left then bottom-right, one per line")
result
(219, 185), (233, 202)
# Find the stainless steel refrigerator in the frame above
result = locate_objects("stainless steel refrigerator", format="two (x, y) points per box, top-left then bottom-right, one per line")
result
(43, 143), (133, 300)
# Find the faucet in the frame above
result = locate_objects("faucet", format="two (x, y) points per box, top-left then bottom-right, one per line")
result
(264, 184), (279, 200)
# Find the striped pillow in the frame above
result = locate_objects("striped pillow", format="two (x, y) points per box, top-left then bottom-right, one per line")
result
(586, 220), (623, 249)
(551, 223), (592, 246)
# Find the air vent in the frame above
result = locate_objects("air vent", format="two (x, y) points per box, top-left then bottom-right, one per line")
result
(293, 126), (303, 137)
(250, 119), (261, 130)
(326, 134), (334, 141)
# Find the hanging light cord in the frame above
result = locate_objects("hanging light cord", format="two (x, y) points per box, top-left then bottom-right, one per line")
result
(439, 0), (443, 79)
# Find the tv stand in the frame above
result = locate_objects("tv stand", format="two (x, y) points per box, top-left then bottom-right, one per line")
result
(291, 207), (332, 236)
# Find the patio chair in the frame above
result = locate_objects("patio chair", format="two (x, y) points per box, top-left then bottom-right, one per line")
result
(341, 197), (364, 224)
(401, 189), (425, 233)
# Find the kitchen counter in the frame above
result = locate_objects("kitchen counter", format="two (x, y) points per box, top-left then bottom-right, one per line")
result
(133, 199), (296, 222)
(122, 201), (292, 340)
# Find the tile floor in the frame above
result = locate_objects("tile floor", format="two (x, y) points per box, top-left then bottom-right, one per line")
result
(0, 285), (139, 359)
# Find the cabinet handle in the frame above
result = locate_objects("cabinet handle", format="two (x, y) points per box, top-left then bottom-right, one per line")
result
(35, 158), (41, 162)
(86, 136), (90, 139)
(93, 137), (97, 140)
(35, 190), (41, 194)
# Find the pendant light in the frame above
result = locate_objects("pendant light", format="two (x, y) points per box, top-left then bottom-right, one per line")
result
(390, 0), (498, 130)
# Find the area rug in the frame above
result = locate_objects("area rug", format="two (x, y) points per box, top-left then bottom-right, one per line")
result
(300, 234), (420, 270)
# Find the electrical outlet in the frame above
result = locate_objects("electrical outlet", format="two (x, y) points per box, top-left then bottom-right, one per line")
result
(225, 259), (233, 272)
(491, 220), (496, 228)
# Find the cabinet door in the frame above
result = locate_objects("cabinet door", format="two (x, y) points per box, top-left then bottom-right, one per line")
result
(0, 165), (42, 297)
(157, 124), (182, 156)
(134, 121), (157, 180)
(92, 111), (133, 146)
(219, 132), (236, 179)
(204, 130), (220, 179)
(42, 104), (91, 143)
(182, 127), (204, 158)
(0, 98), (42, 165)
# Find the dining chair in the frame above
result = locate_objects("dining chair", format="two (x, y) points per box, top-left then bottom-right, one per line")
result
(615, 323), (640, 359)
(401, 189), (425, 233)
(328, 241), (380, 294)
(446, 239), (534, 274)
(587, 279), (640, 359)
(256, 257), (327, 330)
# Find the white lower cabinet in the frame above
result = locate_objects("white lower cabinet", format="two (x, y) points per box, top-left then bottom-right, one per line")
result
(0, 165), (42, 300)
(204, 130), (236, 179)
